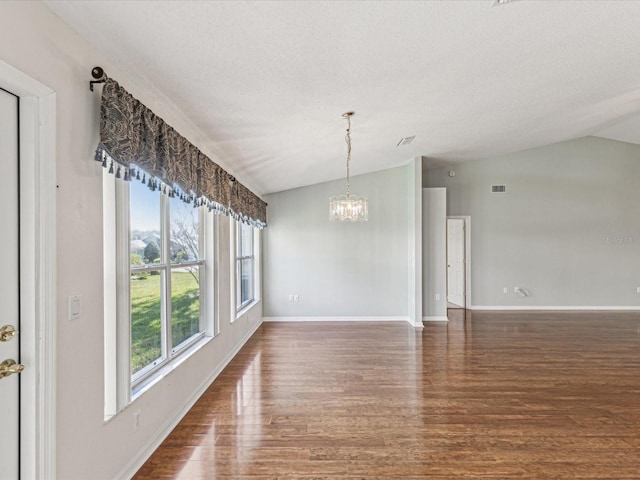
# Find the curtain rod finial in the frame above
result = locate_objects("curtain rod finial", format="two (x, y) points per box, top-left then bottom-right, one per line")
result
(91, 66), (106, 80)
(90, 66), (107, 92)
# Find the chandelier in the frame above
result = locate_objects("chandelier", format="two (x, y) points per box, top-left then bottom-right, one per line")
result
(329, 112), (368, 222)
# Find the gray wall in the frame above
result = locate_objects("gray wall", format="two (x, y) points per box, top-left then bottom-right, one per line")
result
(422, 188), (447, 318)
(426, 136), (640, 308)
(264, 164), (412, 318)
(0, 4), (264, 478)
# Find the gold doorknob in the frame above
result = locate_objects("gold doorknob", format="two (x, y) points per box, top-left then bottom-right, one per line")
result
(0, 324), (18, 342)
(0, 359), (25, 380)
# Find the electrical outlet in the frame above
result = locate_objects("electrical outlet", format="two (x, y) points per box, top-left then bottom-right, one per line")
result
(637, 287), (640, 294)
(503, 287), (508, 294)
(133, 410), (141, 432)
(288, 294), (294, 302)
(435, 293), (440, 301)
(294, 294), (299, 302)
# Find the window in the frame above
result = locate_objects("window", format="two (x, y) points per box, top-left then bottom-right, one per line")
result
(105, 167), (215, 415)
(129, 179), (206, 383)
(235, 221), (257, 312)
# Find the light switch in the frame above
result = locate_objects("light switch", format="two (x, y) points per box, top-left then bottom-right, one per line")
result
(69, 295), (82, 320)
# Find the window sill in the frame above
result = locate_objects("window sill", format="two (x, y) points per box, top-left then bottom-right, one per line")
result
(235, 299), (260, 322)
(131, 334), (214, 402)
(104, 334), (215, 424)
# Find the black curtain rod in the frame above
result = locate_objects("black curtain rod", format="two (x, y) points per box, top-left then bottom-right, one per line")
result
(89, 66), (107, 92)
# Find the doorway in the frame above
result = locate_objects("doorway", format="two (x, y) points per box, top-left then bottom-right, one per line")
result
(0, 86), (20, 480)
(0, 59), (56, 480)
(446, 216), (471, 309)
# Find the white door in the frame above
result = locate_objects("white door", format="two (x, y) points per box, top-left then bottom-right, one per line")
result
(0, 87), (21, 480)
(447, 218), (465, 308)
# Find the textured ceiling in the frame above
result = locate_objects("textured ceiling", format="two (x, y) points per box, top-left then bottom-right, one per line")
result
(44, 0), (640, 195)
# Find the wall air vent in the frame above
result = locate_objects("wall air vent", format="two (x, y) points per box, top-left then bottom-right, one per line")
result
(491, 185), (506, 193)
(396, 136), (415, 147)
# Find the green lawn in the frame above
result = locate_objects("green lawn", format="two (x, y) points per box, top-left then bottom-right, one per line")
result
(131, 270), (200, 374)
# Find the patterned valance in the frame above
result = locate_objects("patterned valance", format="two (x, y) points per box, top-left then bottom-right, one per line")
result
(95, 78), (267, 228)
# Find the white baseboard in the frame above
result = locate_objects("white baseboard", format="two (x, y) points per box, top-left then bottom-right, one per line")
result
(263, 316), (411, 323)
(423, 316), (449, 322)
(470, 305), (640, 311)
(115, 319), (263, 480)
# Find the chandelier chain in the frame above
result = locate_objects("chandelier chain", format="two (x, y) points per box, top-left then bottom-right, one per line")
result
(345, 114), (352, 197)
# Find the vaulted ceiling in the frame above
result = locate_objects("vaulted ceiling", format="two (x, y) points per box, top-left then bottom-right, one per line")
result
(44, 0), (640, 195)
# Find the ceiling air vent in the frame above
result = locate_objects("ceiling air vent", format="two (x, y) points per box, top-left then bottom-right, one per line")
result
(396, 136), (415, 147)
(491, 185), (506, 193)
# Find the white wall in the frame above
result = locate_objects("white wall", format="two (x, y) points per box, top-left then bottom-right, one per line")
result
(407, 158), (423, 327)
(0, 3), (263, 479)
(422, 188), (447, 319)
(263, 164), (413, 319)
(426, 136), (640, 308)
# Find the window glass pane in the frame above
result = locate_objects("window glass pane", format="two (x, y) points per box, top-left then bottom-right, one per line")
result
(171, 267), (201, 349)
(170, 196), (200, 263)
(130, 178), (161, 266)
(240, 223), (253, 257)
(131, 269), (164, 375)
(236, 260), (242, 310)
(240, 258), (254, 306)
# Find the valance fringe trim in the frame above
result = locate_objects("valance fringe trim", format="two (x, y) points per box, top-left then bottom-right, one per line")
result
(96, 78), (267, 228)
(95, 144), (266, 229)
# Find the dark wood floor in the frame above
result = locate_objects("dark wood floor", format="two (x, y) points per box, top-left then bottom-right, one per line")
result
(134, 310), (640, 479)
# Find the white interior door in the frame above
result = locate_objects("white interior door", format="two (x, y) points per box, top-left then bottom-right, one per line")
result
(0, 87), (21, 480)
(447, 218), (465, 308)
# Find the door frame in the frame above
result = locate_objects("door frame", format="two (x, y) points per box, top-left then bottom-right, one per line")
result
(446, 215), (471, 309)
(0, 59), (56, 480)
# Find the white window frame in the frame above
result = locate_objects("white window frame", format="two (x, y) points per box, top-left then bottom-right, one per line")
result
(230, 219), (260, 320)
(104, 171), (216, 417)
